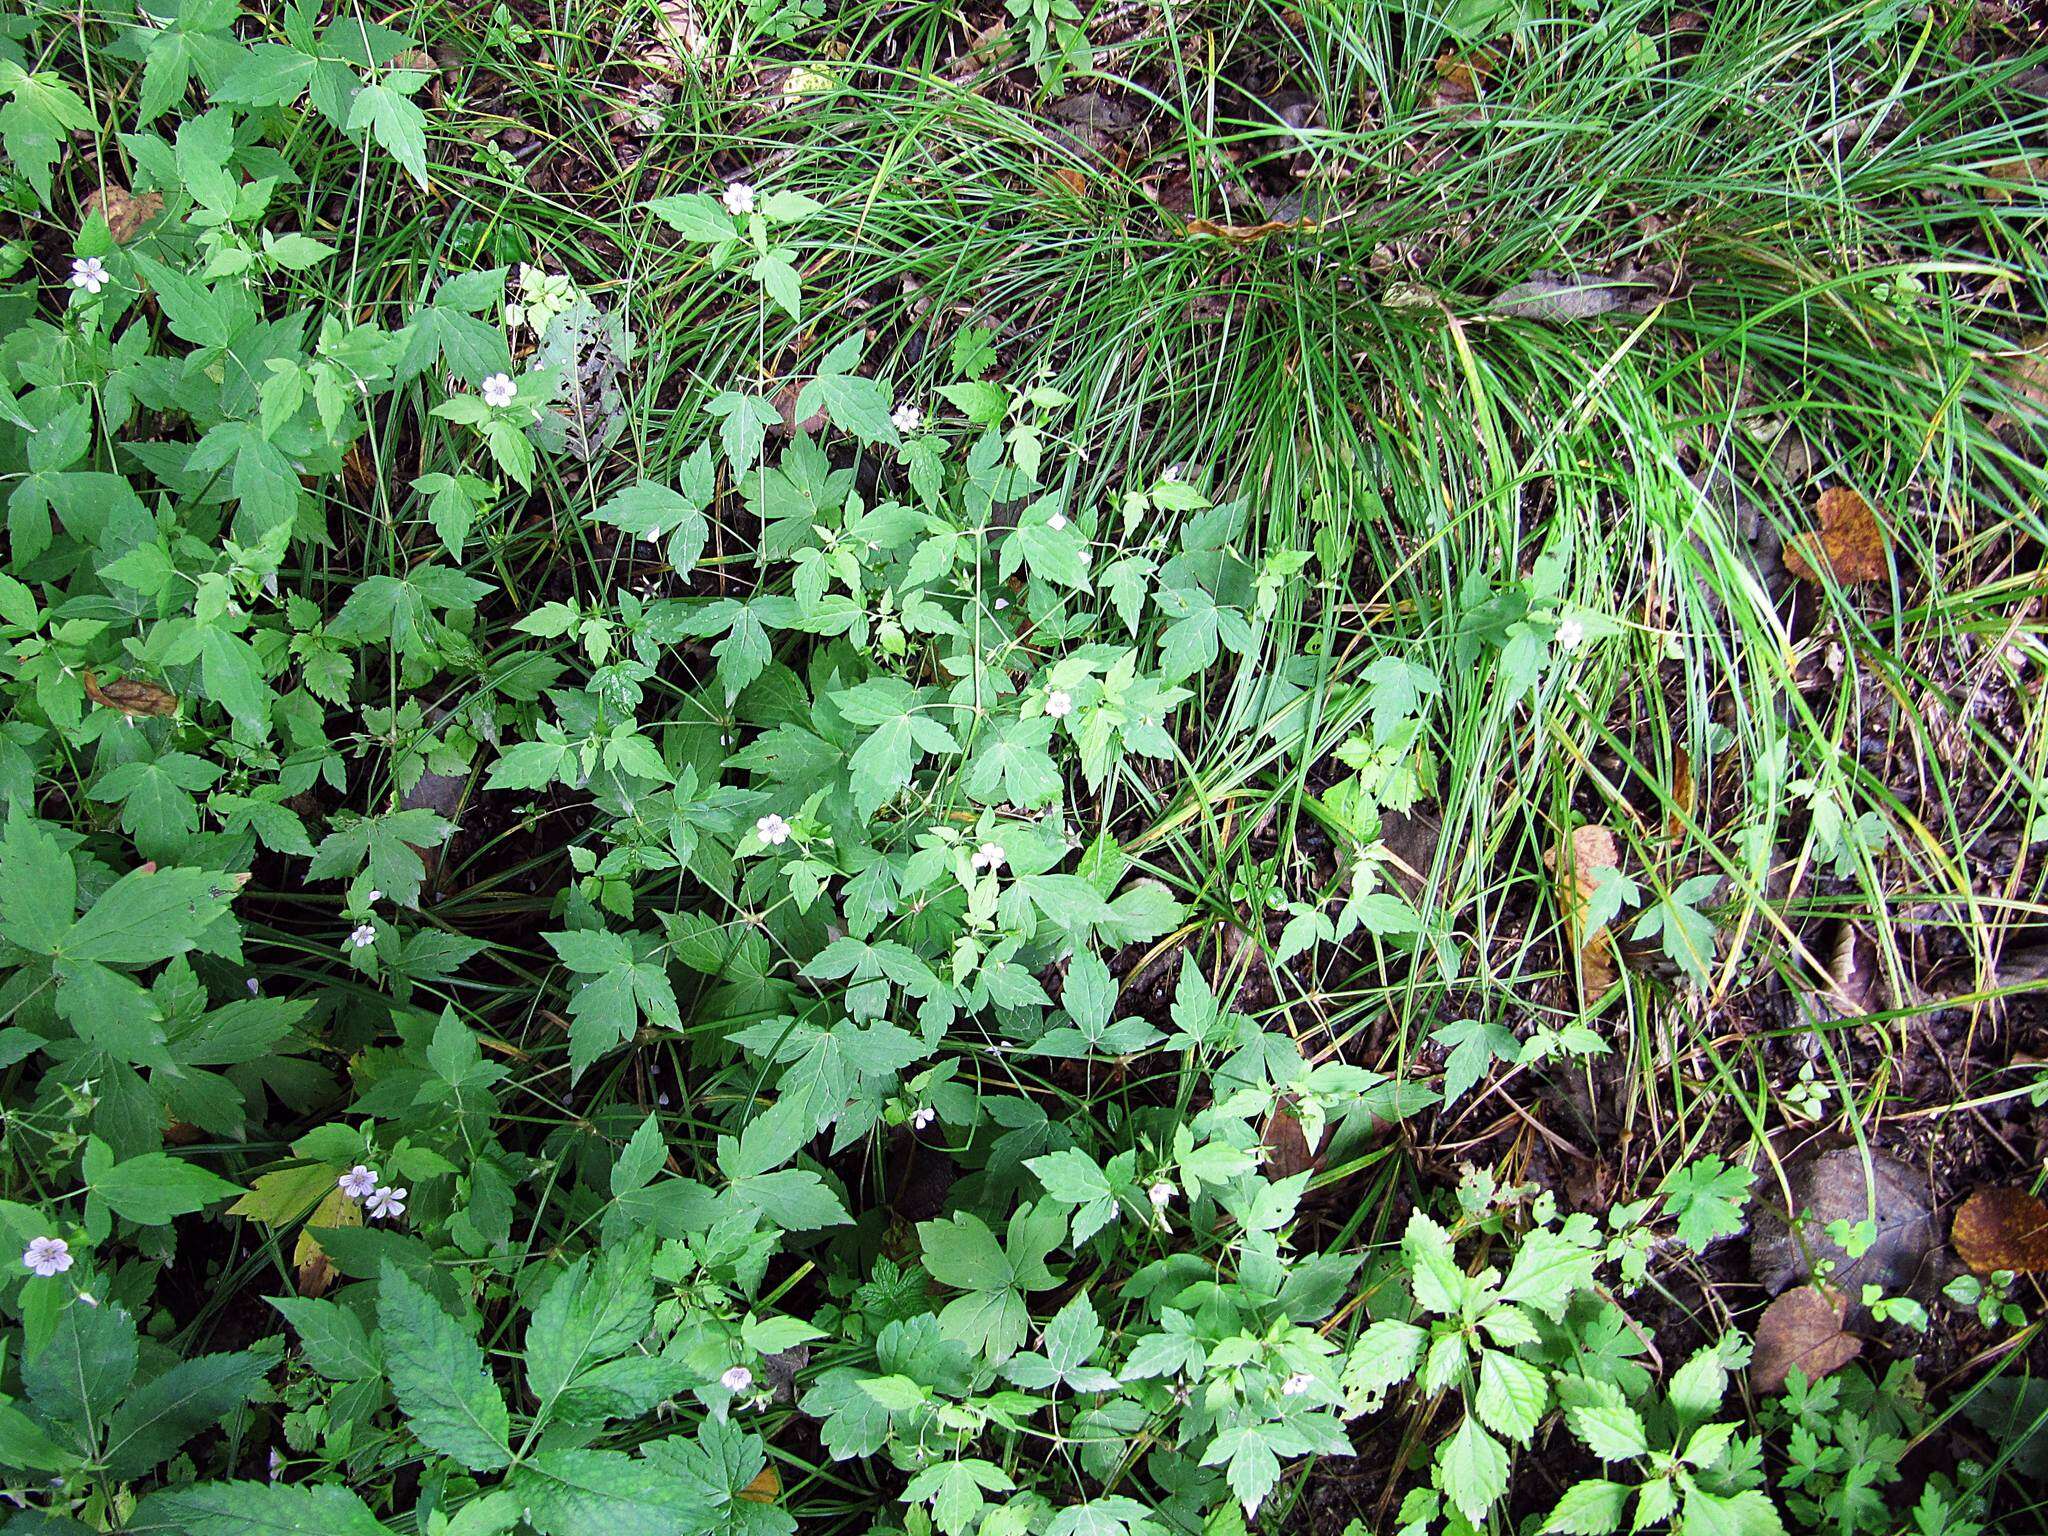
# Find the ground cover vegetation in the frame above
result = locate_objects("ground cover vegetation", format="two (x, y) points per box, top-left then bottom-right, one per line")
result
(2, 0), (2047, 1532)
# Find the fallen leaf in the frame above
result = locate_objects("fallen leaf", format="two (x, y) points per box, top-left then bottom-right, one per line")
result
(1989, 331), (2048, 431)
(1783, 487), (1888, 585)
(1751, 1285), (1861, 1394)
(1750, 1147), (1937, 1303)
(82, 185), (164, 244)
(295, 1185), (362, 1296)
(738, 1466), (781, 1504)
(1184, 217), (1317, 244)
(1667, 747), (1695, 841)
(1953, 1187), (2048, 1275)
(85, 670), (177, 717)
(1051, 166), (1088, 196)
(1549, 824), (1620, 996)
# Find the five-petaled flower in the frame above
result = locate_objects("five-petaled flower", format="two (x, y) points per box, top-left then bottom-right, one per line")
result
(1282, 1371), (1314, 1397)
(971, 842), (1006, 873)
(721, 1365), (753, 1392)
(22, 1237), (72, 1277)
(480, 372), (517, 408)
(911, 1106), (936, 1130)
(338, 1165), (378, 1200)
(891, 403), (922, 435)
(1555, 615), (1587, 652)
(1148, 1181), (1174, 1209)
(1045, 689), (1073, 719)
(756, 813), (791, 846)
(365, 1185), (408, 1221)
(348, 923), (376, 949)
(722, 182), (755, 216)
(69, 257), (110, 294)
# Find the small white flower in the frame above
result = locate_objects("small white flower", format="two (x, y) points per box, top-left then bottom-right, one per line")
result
(891, 403), (923, 434)
(365, 889), (382, 905)
(480, 372), (517, 408)
(994, 597), (1009, 610)
(68, 257), (109, 294)
(911, 1105), (936, 1130)
(22, 1237), (72, 1278)
(721, 1365), (754, 1392)
(365, 1185), (408, 1221)
(755, 813), (791, 846)
(1555, 615), (1587, 652)
(1045, 689), (1073, 719)
(1149, 1181), (1174, 1209)
(722, 182), (755, 216)
(971, 842), (1006, 873)
(1282, 1371), (1314, 1397)
(338, 1165), (378, 1200)
(1047, 512), (1068, 531)
(348, 923), (376, 949)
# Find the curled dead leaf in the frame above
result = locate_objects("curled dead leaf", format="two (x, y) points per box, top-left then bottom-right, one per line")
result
(1751, 1285), (1861, 1394)
(1783, 487), (1888, 586)
(1050, 166), (1088, 197)
(1548, 824), (1620, 997)
(82, 185), (165, 244)
(1667, 746), (1695, 841)
(1953, 1187), (2048, 1275)
(738, 1466), (781, 1504)
(1183, 217), (1318, 244)
(84, 670), (177, 717)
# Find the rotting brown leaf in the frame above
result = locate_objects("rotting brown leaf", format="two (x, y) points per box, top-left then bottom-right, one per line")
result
(1051, 166), (1088, 197)
(1783, 487), (1888, 585)
(1953, 1187), (2048, 1275)
(1751, 1285), (1861, 1394)
(1183, 217), (1318, 244)
(84, 670), (177, 716)
(82, 185), (163, 243)
(1667, 746), (1695, 841)
(1549, 824), (1620, 997)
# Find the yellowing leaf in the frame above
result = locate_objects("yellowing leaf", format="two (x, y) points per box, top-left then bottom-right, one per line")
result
(228, 1163), (337, 1226)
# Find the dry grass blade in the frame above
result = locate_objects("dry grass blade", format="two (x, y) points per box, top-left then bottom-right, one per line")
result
(1550, 824), (1621, 997)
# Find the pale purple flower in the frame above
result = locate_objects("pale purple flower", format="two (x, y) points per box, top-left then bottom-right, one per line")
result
(338, 1165), (378, 1200)
(755, 813), (791, 846)
(911, 1106), (936, 1130)
(721, 1364), (753, 1392)
(1149, 1181), (1174, 1209)
(348, 923), (376, 949)
(891, 403), (923, 434)
(722, 182), (755, 216)
(68, 257), (109, 294)
(1045, 689), (1073, 719)
(365, 1185), (407, 1221)
(971, 842), (1005, 873)
(22, 1237), (71, 1277)
(366, 889), (383, 904)
(480, 372), (517, 408)
(1282, 1371), (1313, 1397)
(246, 976), (261, 995)
(994, 596), (1009, 610)
(268, 1448), (284, 1481)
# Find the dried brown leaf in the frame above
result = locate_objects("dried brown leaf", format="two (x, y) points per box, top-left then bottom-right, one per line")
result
(1953, 1187), (2048, 1275)
(82, 186), (164, 244)
(1667, 746), (1695, 841)
(84, 670), (177, 717)
(1751, 1285), (1861, 1394)
(1184, 217), (1318, 244)
(1549, 824), (1620, 996)
(294, 1185), (361, 1296)
(1783, 487), (1888, 585)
